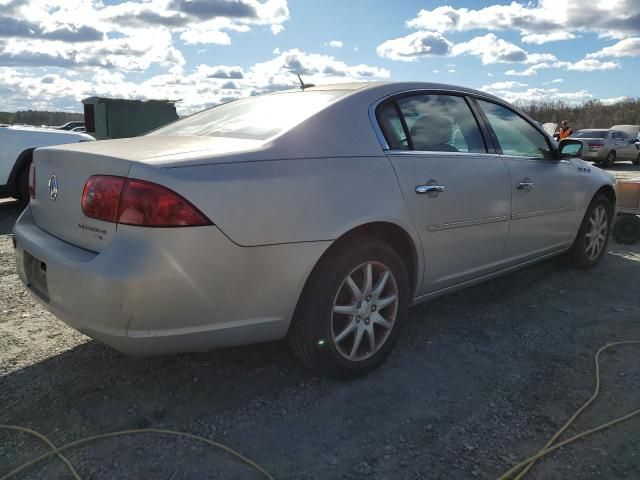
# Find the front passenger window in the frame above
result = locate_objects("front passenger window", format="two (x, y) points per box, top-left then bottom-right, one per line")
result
(477, 100), (553, 159)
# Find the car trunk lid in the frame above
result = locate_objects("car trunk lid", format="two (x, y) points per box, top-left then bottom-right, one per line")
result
(30, 146), (131, 253)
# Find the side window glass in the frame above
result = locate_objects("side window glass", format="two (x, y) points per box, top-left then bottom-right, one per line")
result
(376, 102), (408, 150)
(395, 95), (486, 153)
(477, 100), (553, 159)
(612, 131), (623, 141)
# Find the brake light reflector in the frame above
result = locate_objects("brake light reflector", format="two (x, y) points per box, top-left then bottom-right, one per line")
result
(81, 175), (211, 227)
(28, 163), (36, 199)
(587, 142), (604, 151)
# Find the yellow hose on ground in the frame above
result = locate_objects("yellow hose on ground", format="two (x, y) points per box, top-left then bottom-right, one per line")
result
(1, 341), (638, 480)
(498, 341), (640, 480)
(0, 427), (274, 480)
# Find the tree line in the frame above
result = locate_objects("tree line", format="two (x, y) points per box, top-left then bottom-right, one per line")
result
(0, 110), (83, 127)
(1, 97), (639, 132)
(517, 98), (640, 130)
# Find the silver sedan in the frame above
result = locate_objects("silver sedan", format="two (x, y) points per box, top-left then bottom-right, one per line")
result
(14, 82), (616, 377)
(571, 128), (640, 166)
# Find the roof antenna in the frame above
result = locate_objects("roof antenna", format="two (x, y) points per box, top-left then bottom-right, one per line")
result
(297, 74), (315, 90)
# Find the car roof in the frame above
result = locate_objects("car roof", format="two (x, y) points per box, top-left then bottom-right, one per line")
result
(281, 81), (509, 104)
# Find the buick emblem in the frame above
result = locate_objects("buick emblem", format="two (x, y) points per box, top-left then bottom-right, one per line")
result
(48, 175), (58, 201)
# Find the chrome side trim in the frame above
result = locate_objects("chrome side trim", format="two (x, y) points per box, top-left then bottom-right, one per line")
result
(427, 215), (509, 232)
(511, 206), (576, 220)
(411, 246), (570, 306)
(385, 150), (502, 158)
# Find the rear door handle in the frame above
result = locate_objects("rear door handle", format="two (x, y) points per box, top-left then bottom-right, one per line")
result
(415, 184), (445, 194)
(516, 181), (535, 191)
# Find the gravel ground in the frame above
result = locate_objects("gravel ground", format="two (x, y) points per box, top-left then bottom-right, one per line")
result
(2, 164), (640, 479)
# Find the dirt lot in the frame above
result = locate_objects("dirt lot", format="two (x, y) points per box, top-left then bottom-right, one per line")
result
(1, 164), (640, 479)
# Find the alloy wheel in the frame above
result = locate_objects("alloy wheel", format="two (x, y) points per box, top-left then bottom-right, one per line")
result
(331, 261), (398, 361)
(585, 205), (608, 261)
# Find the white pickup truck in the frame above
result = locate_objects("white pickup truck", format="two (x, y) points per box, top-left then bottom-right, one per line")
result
(0, 125), (94, 201)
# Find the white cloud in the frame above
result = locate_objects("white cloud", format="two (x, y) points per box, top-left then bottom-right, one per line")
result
(552, 78), (564, 83)
(451, 33), (526, 64)
(405, 0), (640, 41)
(505, 56), (619, 76)
(482, 81), (528, 90)
(271, 24), (284, 35)
(376, 31), (452, 61)
(601, 96), (632, 105)
(521, 32), (576, 44)
(567, 58), (620, 71)
(327, 40), (343, 48)
(587, 37), (640, 58)
(480, 83), (594, 104)
(0, 48), (390, 113)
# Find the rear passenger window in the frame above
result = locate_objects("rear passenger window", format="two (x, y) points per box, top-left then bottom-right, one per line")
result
(377, 102), (409, 150)
(477, 100), (553, 159)
(377, 94), (486, 153)
(396, 95), (486, 153)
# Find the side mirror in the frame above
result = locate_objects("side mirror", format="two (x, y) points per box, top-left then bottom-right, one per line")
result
(558, 139), (583, 158)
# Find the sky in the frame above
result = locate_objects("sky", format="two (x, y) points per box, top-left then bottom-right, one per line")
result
(0, 0), (638, 114)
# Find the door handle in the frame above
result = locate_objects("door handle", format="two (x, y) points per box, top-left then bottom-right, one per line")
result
(415, 184), (445, 195)
(516, 181), (535, 191)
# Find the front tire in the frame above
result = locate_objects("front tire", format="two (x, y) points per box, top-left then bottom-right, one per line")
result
(288, 236), (410, 378)
(567, 195), (612, 269)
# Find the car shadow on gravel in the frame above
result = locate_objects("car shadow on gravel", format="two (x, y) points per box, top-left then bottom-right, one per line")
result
(2, 246), (640, 479)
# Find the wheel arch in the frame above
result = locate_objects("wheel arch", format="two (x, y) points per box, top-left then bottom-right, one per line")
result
(7, 148), (35, 196)
(304, 221), (421, 302)
(595, 184), (616, 213)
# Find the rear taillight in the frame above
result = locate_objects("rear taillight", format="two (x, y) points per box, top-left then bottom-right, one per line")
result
(587, 142), (604, 151)
(28, 163), (36, 199)
(82, 176), (125, 223)
(81, 175), (211, 227)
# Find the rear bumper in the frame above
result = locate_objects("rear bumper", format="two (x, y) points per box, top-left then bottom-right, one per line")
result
(581, 150), (607, 162)
(14, 207), (330, 355)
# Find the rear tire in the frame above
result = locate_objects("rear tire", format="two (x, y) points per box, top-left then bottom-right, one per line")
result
(567, 195), (612, 269)
(613, 215), (640, 245)
(633, 153), (640, 166)
(288, 236), (409, 378)
(604, 150), (616, 167)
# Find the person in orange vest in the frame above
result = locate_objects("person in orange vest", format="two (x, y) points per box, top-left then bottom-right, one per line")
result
(558, 120), (573, 140)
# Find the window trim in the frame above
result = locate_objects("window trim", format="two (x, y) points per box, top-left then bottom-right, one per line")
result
(471, 96), (557, 161)
(371, 89), (490, 155)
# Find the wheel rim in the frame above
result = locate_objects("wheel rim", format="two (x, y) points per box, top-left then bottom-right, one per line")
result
(607, 152), (615, 163)
(331, 261), (399, 362)
(585, 205), (608, 260)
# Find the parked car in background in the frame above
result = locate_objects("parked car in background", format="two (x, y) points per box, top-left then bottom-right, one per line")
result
(14, 82), (616, 377)
(570, 128), (640, 166)
(0, 125), (94, 201)
(56, 121), (85, 131)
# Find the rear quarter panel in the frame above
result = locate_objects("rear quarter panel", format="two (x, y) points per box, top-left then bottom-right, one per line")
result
(128, 156), (419, 247)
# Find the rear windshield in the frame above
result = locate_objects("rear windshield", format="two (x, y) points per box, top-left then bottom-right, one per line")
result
(148, 91), (346, 141)
(572, 130), (607, 139)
